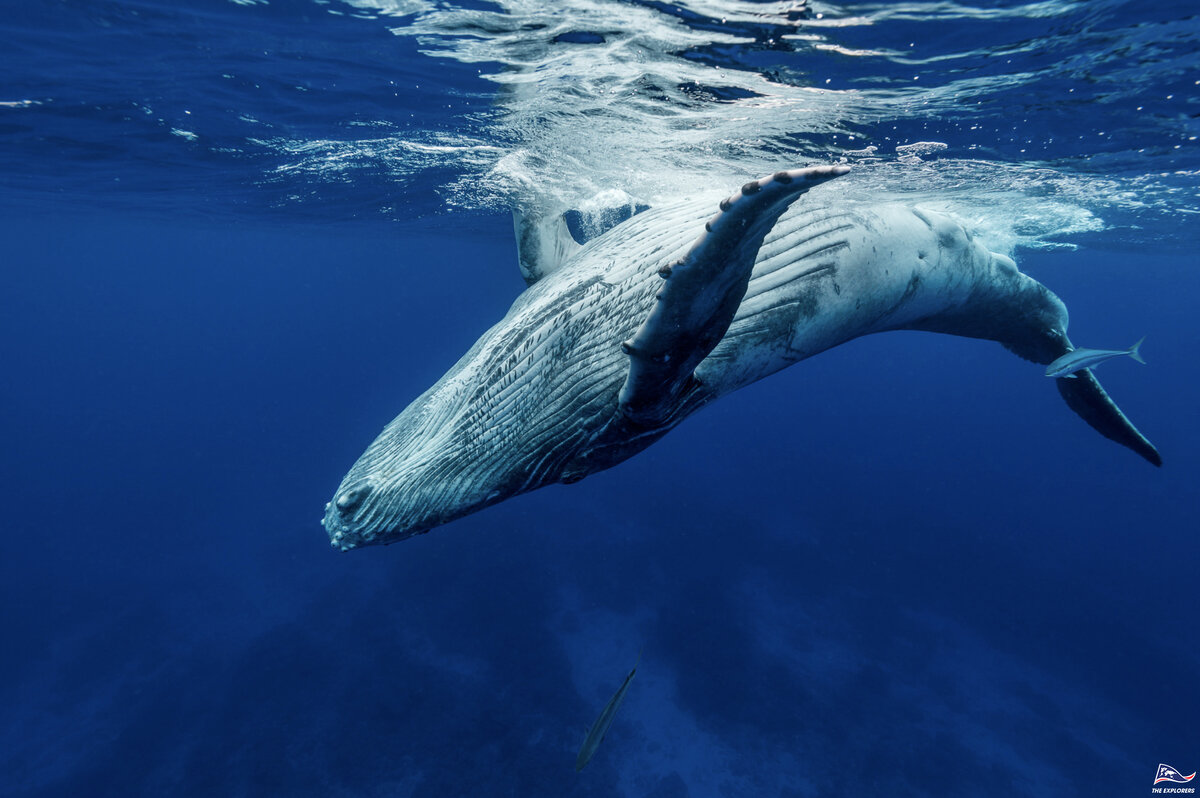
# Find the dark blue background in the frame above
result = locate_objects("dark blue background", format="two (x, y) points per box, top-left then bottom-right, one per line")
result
(2, 209), (1196, 797)
(2, 1), (1198, 796)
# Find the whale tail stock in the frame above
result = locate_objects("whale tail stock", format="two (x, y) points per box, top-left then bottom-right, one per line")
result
(1003, 303), (1160, 467)
(1054, 367), (1161, 466)
(986, 285), (1161, 467)
(901, 266), (1160, 466)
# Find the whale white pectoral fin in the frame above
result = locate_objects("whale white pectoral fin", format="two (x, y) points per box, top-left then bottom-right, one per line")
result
(514, 194), (651, 285)
(618, 166), (849, 426)
(513, 208), (582, 285)
(562, 193), (650, 245)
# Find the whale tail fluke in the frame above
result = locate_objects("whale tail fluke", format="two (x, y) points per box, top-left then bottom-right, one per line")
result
(963, 276), (1161, 466)
(1006, 330), (1161, 466)
(1055, 367), (1161, 466)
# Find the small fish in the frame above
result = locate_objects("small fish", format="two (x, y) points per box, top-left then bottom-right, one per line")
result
(1045, 336), (1146, 379)
(575, 650), (641, 772)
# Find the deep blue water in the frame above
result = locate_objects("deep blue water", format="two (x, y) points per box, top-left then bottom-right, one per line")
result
(2, 2), (1198, 797)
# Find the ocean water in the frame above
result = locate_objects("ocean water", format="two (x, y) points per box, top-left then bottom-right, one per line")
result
(1, 1), (1198, 796)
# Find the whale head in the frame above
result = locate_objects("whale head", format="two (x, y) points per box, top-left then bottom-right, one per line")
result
(322, 377), (536, 549)
(321, 292), (630, 550)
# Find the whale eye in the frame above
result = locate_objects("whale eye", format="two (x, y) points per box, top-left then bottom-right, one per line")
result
(335, 484), (371, 513)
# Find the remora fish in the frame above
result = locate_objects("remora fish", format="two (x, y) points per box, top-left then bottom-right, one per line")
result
(575, 651), (641, 772)
(1045, 336), (1146, 378)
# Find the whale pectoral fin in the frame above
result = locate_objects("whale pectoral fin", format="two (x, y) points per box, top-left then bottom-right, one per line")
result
(1056, 368), (1162, 466)
(562, 198), (651, 246)
(514, 195), (651, 285)
(618, 166), (849, 426)
(513, 208), (582, 285)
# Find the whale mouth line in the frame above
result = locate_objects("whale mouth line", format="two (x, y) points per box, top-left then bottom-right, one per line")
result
(326, 523), (432, 551)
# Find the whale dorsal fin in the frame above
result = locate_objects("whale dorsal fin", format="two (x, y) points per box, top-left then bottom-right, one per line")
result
(618, 166), (849, 426)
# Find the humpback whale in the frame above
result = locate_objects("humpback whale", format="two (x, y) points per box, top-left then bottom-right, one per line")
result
(323, 166), (1159, 550)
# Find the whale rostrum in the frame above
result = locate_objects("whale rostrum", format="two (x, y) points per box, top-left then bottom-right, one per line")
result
(323, 166), (1159, 550)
